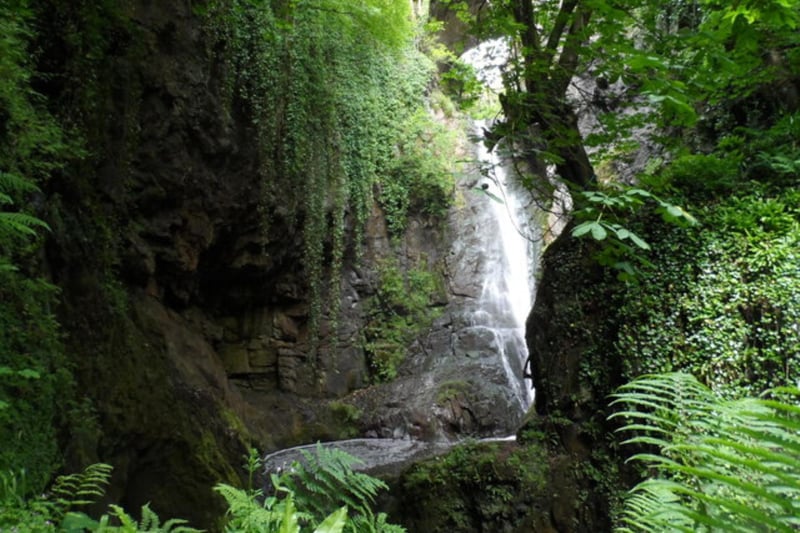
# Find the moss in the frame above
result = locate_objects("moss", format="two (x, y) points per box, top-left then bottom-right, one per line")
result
(435, 380), (471, 405)
(325, 400), (362, 440)
(392, 441), (549, 532)
(363, 258), (444, 382)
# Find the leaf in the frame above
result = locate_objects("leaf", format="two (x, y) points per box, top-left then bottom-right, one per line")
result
(17, 368), (40, 379)
(279, 497), (300, 533)
(472, 186), (504, 204)
(591, 222), (608, 240)
(572, 221), (596, 237)
(61, 512), (100, 532)
(614, 373), (800, 532)
(0, 211), (51, 237)
(628, 232), (650, 250)
(314, 506), (348, 533)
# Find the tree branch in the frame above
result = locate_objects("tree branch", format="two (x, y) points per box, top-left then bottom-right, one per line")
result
(544, 0), (581, 65)
(556, 4), (592, 94)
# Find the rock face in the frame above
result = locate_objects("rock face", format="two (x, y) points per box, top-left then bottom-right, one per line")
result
(389, 439), (553, 533)
(519, 230), (627, 532)
(31, 0), (536, 526)
(351, 166), (536, 442)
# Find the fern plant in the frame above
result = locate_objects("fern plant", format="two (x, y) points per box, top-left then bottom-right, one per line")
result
(0, 463), (112, 531)
(216, 444), (404, 533)
(1, 463), (201, 532)
(610, 372), (800, 532)
(0, 171), (50, 242)
(279, 444), (404, 533)
(63, 503), (200, 533)
(214, 481), (346, 533)
(215, 446), (351, 533)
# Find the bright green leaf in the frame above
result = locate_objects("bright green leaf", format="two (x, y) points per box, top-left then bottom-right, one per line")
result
(591, 223), (608, 240)
(313, 506), (348, 533)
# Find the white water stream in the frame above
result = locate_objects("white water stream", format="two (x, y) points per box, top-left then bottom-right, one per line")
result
(472, 124), (536, 410)
(464, 39), (536, 410)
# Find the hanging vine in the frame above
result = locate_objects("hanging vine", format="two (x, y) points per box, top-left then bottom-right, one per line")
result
(199, 0), (456, 363)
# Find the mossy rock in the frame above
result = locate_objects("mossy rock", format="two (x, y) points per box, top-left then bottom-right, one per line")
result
(389, 441), (551, 532)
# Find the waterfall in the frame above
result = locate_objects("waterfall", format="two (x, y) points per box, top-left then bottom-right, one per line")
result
(260, 39), (541, 479)
(473, 127), (535, 410)
(462, 39), (537, 410)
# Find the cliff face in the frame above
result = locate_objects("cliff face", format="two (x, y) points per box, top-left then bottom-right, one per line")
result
(40, 1), (282, 524)
(26, 0), (528, 526)
(35, 0), (378, 524)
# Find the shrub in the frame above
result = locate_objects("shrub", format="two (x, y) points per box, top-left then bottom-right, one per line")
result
(661, 154), (740, 200)
(363, 259), (443, 381)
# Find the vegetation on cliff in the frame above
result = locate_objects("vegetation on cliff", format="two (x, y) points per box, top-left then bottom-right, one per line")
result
(0, 0), (80, 496)
(416, 0), (799, 530)
(199, 0), (458, 349)
(2, 447), (405, 532)
(2, 0), (799, 529)
(0, 0), (460, 527)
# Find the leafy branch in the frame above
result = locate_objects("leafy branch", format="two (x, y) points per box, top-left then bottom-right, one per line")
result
(571, 185), (697, 279)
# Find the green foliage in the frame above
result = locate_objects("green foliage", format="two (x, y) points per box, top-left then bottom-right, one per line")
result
(724, 111), (800, 188)
(435, 380), (471, 405)
(1, 463), (199, 532)
(2, 451), (396, 533)
(0, 0), (82, 498)
(571, 185), (697, 280)
(201, 1), (451, 350)
(326, 401), (362, 440)
(215, 482), (309, 533)
(657, 154), (741, 199)
(363, 259), (443, 381)
(381, 108), (459, 236)
(439, 60), (483, 110)
(0, 171), (50, 245)
(278, 444), (403, 533)
(64, 504), (200, 533)
(0, 463), (112, 531)
(216, 445), (402, 533)
(614, 184), (800, 396)
(398, 441), (548, 532)
(611, 372), (800, 532)
(445, 0), (800, 194)
(0, 2), (75, 186)
(0, 271), (68, 496)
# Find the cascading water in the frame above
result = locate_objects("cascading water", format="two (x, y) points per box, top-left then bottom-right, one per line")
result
(471, 125), (536, 410)
(463, 39), (537, 410)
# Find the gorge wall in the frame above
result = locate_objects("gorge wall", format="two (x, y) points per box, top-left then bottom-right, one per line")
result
(16, 0), (535, 527)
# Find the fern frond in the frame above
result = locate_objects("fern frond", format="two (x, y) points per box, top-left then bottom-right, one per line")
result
(313, 506), (347, 533)
(0, 171), (40, 195)
(49, 463), (113, 516)
(215, 482), (305, 532)
(140, 503), (159, 530)
(275, 443), (401, 532)
(0, 211), (50, 237)
(613, 373), (800, 532)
